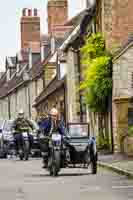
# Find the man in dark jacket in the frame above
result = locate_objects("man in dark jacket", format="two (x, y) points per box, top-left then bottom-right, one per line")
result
(13, 109), (34, 154)
(39, 108), (66, 168)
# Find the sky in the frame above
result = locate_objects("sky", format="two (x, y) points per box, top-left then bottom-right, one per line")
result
(0, 0), (86, 71)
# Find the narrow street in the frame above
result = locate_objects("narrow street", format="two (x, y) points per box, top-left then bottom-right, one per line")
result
(0, 158), (132, 200)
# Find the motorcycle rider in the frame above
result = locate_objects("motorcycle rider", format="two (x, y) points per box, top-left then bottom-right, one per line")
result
(39, 108), (66, 168)
(13, 109), (34, 155)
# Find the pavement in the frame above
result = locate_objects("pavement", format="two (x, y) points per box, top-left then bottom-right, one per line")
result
(0, 158), (133, 200)
(98, 153), (133, 178)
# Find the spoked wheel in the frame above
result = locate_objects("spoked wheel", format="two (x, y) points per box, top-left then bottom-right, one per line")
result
(49, 151), (60, 177)
(19, 149), (24, 160)
(90, 148), (97, 175)
(84, 145), (97, 174)
(90, 155), (97, 174)
(52, 164), (58, 177)
(24, 141), (30, 161)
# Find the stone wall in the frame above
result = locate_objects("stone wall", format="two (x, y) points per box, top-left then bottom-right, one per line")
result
(0, 98), (9, 119)
(36, 86), (65, 120)
(44, 65), (56, 87)
(112, 44), (133, 152)
(66, 50), (80, 123)
(29, 78), (43, 120)
(113, 45), (133, 98)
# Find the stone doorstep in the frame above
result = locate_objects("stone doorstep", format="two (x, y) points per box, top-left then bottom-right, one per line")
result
(98, 161), (133, 179)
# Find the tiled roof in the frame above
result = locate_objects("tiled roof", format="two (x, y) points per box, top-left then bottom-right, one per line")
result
(41, 34), (65, 61)
(0, 72), (4, 79)
(0, 51), (53, 98)
(64, 9), (89, 27)
(0, 72), (23, 98)
(0, 33), (65, 99)
(60, 5), (96, 51)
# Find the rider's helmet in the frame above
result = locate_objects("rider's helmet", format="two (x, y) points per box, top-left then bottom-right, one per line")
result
(18, 109), (24, 119)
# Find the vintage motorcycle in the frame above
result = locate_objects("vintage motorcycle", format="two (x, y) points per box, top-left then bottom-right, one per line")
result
(18, 128), (30, 161)
(39, 123), (97, 177)
(48, 132), (62, 176)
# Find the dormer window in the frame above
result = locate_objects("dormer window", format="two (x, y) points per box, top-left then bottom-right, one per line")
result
(6, 69), (10, 81)
(57, 51), (67, 80)
(51, 37), (56, 54)
(17, 64), (20, 73)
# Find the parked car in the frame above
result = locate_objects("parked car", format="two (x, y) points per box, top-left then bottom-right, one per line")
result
(0, 120), (7, 158)
(0, 120), (5, 141)
(2, 120), (15, 157)
(0, 119), (41, 158)
(0, 120), (15, 158)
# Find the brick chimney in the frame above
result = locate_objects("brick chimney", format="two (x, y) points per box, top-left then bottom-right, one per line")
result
(34, 8), (38, 16)
(21, 8), (40, 52)
(28, 9), (32, 16)
(47, 0), (68, 37)
(22, 8), (27, 16)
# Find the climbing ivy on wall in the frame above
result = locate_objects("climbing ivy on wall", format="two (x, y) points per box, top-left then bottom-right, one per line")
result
(80, 33), (112, 112)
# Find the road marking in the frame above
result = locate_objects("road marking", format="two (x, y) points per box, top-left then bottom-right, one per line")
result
(112, 185), (133, 189)
(80, 186), (101, 192)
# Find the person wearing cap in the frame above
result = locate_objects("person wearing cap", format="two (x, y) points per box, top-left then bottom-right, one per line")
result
(13, 109), (34, 155)
(39, 108), (66, 168)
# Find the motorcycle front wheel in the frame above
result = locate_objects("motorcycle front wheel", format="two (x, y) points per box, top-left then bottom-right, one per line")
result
(23, 140), (30, 161)
(50, 150), (61, 177)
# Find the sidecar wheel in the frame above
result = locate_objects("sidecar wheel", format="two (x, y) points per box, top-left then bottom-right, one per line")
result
(90, 143), (97, 174)
(91, 158), (97, 174)
(52, 164), (58, 177)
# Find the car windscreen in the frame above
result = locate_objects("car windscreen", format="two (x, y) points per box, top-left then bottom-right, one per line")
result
(68, 124), (89, 137)
(3, 121), (14, 132)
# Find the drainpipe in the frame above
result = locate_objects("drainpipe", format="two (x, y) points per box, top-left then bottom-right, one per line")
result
(77, 50), (83, 122)
(63, 83), (67, 125)
(28, 85), (31, 119)
(110, 93), (114, 153)
(8, 96), (11, 119)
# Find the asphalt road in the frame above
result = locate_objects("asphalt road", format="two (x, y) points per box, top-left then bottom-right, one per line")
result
(0, 158), (133, 200)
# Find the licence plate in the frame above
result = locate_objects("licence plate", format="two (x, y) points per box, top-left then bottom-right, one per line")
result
(76, 146), (86, 152)
(39, 134), (45, 139)
(52, 134), (61, 141)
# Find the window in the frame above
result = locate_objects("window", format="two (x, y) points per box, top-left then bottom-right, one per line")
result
(17, 64), (20, 73)
(131, 73), (133, 88)
(128, 109), (133, 125)
(59, 62), (66, 79)
(51, 37), (55, 54)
